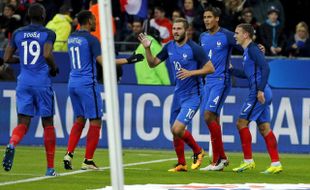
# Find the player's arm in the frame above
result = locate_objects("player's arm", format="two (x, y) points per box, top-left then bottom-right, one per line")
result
(137, 33), (162, 68)
(44, 31), (59, 76)
(43, 42), (59, 76)
(229, 63), (247, 78)
(251, 47), (270, 104)
(177, 43), (214, 80)
(115, 53), (144, 65)
(177, 60), (214, 80)
(3, 45), (19, 64)
(3, 31), (19, 64)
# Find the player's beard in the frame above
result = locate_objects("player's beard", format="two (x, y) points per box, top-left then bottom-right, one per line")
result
(175, 32), (186, 43)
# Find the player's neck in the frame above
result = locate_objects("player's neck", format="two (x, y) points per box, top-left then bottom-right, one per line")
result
(30, 21), (42, 25)
(209, 25), (220, 35)
(176, 36), (188, 46)
(80, 25), (90, 32)
(242, 39), (252, 49)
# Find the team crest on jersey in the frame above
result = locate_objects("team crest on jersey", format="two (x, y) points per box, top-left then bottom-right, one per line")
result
(216, 41), (222, 47)
(182, 53), (188, 60)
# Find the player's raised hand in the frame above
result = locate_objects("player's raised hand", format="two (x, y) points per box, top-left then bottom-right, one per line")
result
(257, 90), (265, 104)
(176, 68), (192, 80)
(138, 33), (152, 48)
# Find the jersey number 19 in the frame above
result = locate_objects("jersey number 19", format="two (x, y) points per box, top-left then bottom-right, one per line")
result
(22, 41), (40, 65)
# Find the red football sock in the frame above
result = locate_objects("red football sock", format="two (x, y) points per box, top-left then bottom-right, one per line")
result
(173, 137), (185, 165)
(44, 126), (56, 168)
(67, 121), (85, 153)
(264, 131), (280, 162)
(9, 124), (28, 146)
(181, 130), (201, 154)
(85, 125), (101, 160)
(239, 127), (252, 159)
(208, 121), (227, 163)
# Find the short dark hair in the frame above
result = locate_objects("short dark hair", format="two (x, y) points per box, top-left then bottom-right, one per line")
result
(174, 18), (189, 30)
(28, 3), (45, 23)
(237, 23), (255, 39)
(204, 6), (221, 17)
(5, 4), (16, 12)
(77, 10), (93, 25)
(154, 6), (165, 13)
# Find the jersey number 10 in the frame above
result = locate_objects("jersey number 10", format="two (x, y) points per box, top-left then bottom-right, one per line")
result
(22, 41), (40, 65)
(70, 46), (82, 69)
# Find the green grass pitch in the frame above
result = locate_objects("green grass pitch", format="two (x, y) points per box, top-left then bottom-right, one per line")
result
(0, 146), (309, 190)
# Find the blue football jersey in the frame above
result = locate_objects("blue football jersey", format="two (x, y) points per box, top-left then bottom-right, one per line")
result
(10, 24), (56, 86)
(242, 42), (270, 92)
(199, 28), (241, 84)
(157, 40), (208, 96)
(67, 30), (101, 87)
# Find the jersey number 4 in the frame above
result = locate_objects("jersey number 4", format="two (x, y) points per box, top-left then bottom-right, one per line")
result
(22, 41), (40, 65)
(70, 46), (82, 69)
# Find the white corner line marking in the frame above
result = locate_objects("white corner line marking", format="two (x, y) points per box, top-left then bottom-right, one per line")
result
(0, 157), (176, 186)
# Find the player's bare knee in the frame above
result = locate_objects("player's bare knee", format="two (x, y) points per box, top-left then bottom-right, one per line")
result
(76, 116), (86, 125)
(17, 114), (31, 127)
(42, 116), (54, 127)
(89, 118), (102, 127)
(258, 122), (271, 136)
(236, 119), (248, 130)
(171, 126), (183, 137)
(204, 111), (217, 124)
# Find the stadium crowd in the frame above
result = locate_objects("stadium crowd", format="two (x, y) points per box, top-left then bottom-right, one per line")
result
(0, 0), (310, 57)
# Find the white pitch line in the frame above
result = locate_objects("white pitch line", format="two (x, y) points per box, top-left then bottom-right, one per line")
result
(0, 157), (176, 187)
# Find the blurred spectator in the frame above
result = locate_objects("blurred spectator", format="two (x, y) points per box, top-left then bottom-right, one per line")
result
(221, 0), (247, 31)
(134, 27), (170, 85)
(182, 0), (204, 33)
(259, 6), (285, 56)
(88, 0), (116, 41)
(6, 0), (28, 22)
(46, 4), (73, 52)
(239, 8), (260, 41)
(187, 23), (199, 42)
(171, 9), (184, 22)
(248, 0), (285, 26)
(183, 0), (198, 24)
(121, 20), (143, 52)
(149, 6), (173, 44)
(0, 4), (21, 48)
(285, 21), (310, 57)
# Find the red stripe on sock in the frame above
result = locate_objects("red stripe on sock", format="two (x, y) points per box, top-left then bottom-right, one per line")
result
(85, 125), (101, 159)
(44, 126), (56, 168)
(9, 124), (28, 146)
(173, 137), (185, 165)
(182, 130), (201, 154)
(208, 121), (227, 163)
(264, 131), (280, 162)
(67, 121), (84, 153)
(239, 127), (252, 159)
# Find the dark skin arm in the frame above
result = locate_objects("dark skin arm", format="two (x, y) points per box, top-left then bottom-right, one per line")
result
(43, 43), (57, 70)
(3, 45), (19, 64)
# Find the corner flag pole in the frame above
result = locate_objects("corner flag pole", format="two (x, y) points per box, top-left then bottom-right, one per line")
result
(98, 1), (124, 189)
